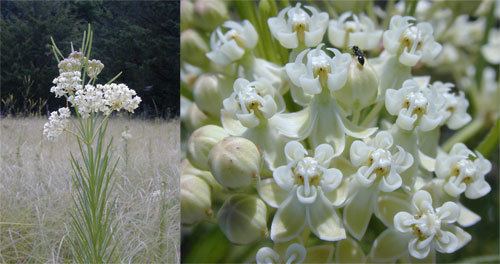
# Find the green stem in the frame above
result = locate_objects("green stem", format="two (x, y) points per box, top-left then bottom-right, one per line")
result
(476, 119), (499, 158)
(442, 118), (485, 152)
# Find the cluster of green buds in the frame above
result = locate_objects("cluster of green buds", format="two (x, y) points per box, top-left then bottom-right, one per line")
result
(180, 1), (498, 263)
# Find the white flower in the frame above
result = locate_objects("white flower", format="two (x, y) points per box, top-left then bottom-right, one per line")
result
(268, 3), (328, 49)
(385, 78), (446, 131)
(222, 78), (281, 128)
(435, 143), (492, 199)
(446, 15), (485, 48)
(71, 83), (141, 118)
(328, 12), (382, 50)
(206, 20), (258, 66)
(50, 71), (82, 98)
(267, 141), (345, 242)
(286, 44), (351, 95)
(101, 83), (142, 114)
(433, 82), (471, 130)
(58, 57), (82, 73)
(394, 190), (470, 259)
(383, 16), (442, 66)
(43, 107), (71, 140)
(256, 243), (306, 264)
(86, 59), (104, 79)
(343, 131), (413, 240)
(350, 131), (413, 192)
(481, 28), (500, 65)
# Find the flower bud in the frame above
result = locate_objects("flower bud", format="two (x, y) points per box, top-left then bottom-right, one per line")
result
(193, 74), (232, 118)
(208, 137), (261, 189)
(181, 29), (210, 67)
(180, 0), (194, 30)
(187, 125), (228, 170)
(193, 0), (228, 32)
(184, 103), (216, 131)
(218, 194), (268, 244)
(182, 159), (223, 191)
(181, 174), (212, 224)
(334, 58), (379, 114)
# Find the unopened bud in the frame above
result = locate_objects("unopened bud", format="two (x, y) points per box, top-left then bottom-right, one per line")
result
(187, 125), (228, 170)
(334, 58), (379, 114)
(184, 103), (216, 131)
(208, 137), (261, 189)
(193, 0), (228, 32)
(218, 194), (268, 244)
(181, 29), (210, 67)
(193, 74), (232, 118)
(181, 174), (212, 224)
(180, 0), (194, 30)
(182, 159), (222, 191)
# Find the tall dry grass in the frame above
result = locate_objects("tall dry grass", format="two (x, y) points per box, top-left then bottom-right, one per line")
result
(0, 117), (179, 263)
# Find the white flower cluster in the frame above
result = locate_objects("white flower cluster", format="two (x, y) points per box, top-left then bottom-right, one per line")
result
(71, 83), (142, 118)
(180, 1), (496, 263)
(43, 107), (71, 141)
(44, 50), (141, 140)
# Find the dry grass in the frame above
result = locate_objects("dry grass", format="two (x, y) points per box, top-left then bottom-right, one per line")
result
(0, 117), (180, 263)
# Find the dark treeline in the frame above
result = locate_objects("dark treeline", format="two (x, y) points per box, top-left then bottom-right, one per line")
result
(1, 1), (179, 118)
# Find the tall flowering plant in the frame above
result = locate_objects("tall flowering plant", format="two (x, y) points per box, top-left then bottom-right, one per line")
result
(180, 0), (498, 263)
(44, 26), (141, 262)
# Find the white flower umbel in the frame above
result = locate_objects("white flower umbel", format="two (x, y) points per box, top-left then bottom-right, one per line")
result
(433, 82), (471, 130)
(256, 243), (306, 264)
(268, 3), (328, 49)
(435, 143), (492, 199)
(206, 20), (258, 66)
(328, 12), (383, 50)
(50, 71), (83, 98)
(265, 141), (346, 242)
(285, 45), (376, 153)
(344, 131), (413, 240)
(43, 107), (71, 140)
(383, 16), (442, 67)
(394, 190), (471, 259)
(71, 83), (141, 118)
(386, 78), (445, 132)
(86, 59), (104, 79)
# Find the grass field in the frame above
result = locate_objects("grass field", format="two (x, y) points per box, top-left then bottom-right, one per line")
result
(0, 117), (179, 263)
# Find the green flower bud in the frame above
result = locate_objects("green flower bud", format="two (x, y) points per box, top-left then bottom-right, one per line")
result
(193, 0), (228, 32)
(180, 0), (194, 30)
(334, 59), (379, 115)
(182, 159), (223, 191)
(217, 194), (268, 244)
(181, 174), (212, 224)
(187, 125), (228, 170)
(208, 137), (261, 189)
(184, 103), (216, 132)
(181, 29), (210, 68)
(193, 74), (232, 118)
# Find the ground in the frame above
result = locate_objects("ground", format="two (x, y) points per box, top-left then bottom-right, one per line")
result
(0, 117), (179, 263)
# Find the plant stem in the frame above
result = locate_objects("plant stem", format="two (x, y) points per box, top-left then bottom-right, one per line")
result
(442, 118), (485, 152)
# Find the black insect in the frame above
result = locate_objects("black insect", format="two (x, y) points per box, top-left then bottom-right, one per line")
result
(352, 46), (365, 66)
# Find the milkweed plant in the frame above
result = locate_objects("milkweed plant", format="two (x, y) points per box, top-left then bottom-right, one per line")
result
(180, 0), (498, 263)
(43, 26), (141, 262)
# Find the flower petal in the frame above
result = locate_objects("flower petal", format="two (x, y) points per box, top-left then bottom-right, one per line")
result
(408, 237), (431, 259)
(412, 190), (433, 213)
(335, 237), (366, 263)
(284, 141), (307, 162)
(320, 168), (343, 192)
(369, 229), (411, 262)
(436, 201), (460, 224)
(314, 144), (335, 166)
(307, 189), (346, 241)
(273, 165), (295, 191)
(271, 106), (315, 140)
(270, 190), (306, 242)
(457, 204), (481, 227)
(343, 187), (376, 240)
(465, 179), (491, 199)
(350, 140), (371, 167)
(256, 247), (280, 264)
(374, 192), (411, 228)
(257, 178), (289, 208)
(284, 243), (307, 264)
(236, 112), (260, 128)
